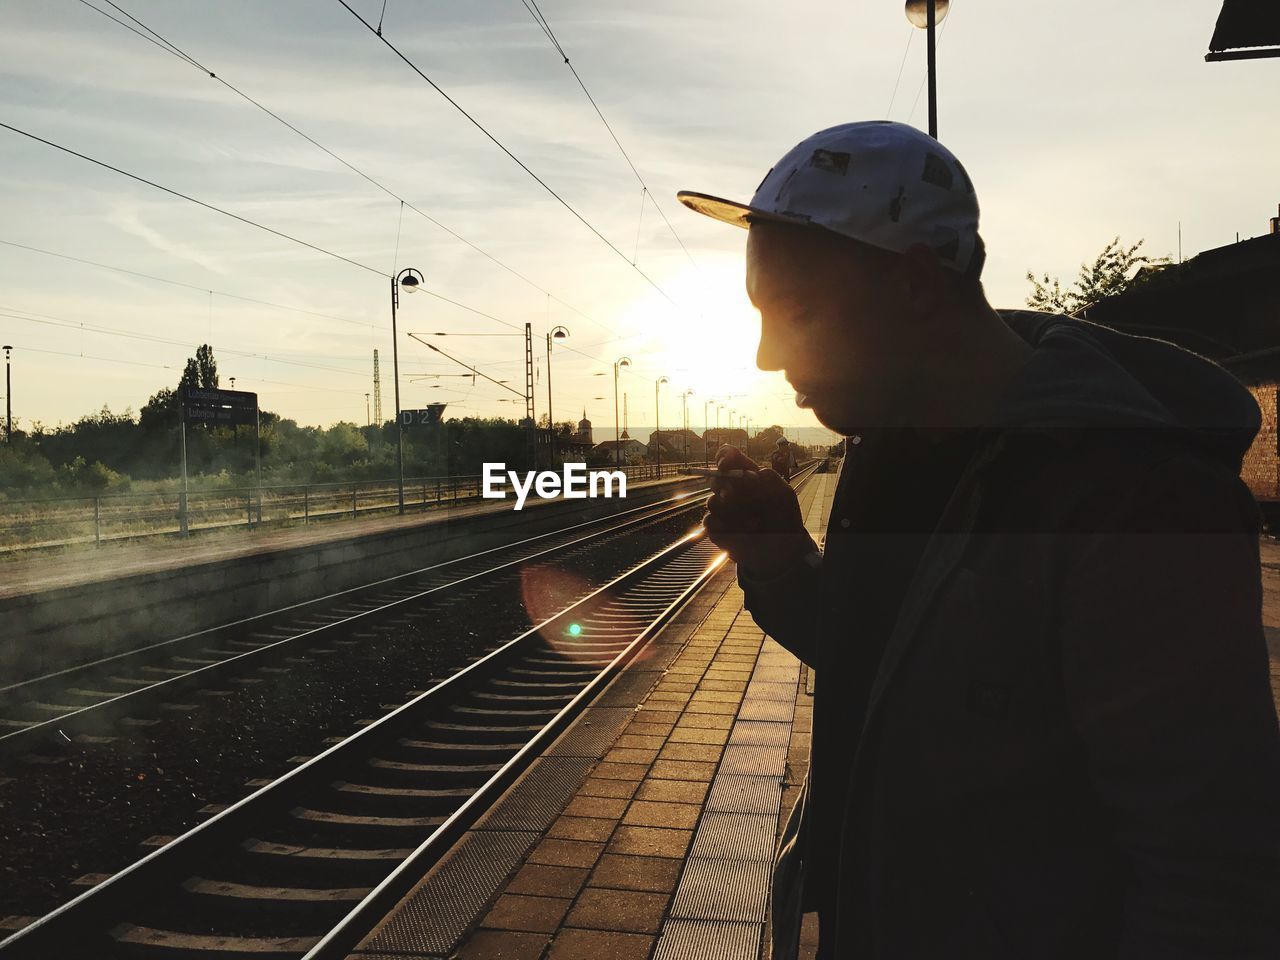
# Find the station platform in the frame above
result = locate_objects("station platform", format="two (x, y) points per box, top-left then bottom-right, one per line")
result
(0, 473), (697, 601)
(347, 473), (839, 960)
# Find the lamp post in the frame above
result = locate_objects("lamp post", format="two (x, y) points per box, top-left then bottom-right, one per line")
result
(365, 393), (371, 427)
(680, 389), (694, 463)
(391, 267), (423, 514)
(613, 356), (632, 467)
(3, 345), (11, 444)
(654, 375), (668, 474)
(703, 398), (714, 464)
(905, 0), (949, 139)
(546, 325), (569, 465)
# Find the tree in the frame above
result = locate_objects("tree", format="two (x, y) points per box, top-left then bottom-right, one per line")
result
(1025, 237), (1169, 315)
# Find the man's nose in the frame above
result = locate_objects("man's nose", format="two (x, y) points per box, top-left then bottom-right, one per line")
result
(756, 317), (785, 372)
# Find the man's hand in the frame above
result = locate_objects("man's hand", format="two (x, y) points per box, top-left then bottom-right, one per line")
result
(703, 445), (816, 578)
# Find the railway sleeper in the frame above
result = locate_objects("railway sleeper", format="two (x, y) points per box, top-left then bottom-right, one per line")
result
(448, 704), (561, 719)
(490, 677), (584, 690)
(110, 923), (319, 959)
(469, 690), (575, 705)
(289, 806), (447, 831)
(397, 737), (526, 753)
(183, 877), (370, 906)
(425, 719), (545, 739)
(235, 839), (408, 887)
(333, 781), (471, 799)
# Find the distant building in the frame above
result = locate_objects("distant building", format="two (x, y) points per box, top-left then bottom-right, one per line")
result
(647, 429), (701, 462)
(576, 411), (593, 446)
(589, 438), (647, 465)
(702, 428), (749, 456)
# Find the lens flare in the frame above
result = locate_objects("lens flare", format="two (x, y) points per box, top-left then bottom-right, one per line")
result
(567, 623), (583, 637)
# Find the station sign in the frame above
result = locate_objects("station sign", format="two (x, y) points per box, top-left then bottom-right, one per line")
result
(400, 404), (446, 427)
(181, 386), (259, 426)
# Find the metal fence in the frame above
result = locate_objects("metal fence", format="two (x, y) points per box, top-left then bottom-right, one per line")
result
(0, 462), (687, 555)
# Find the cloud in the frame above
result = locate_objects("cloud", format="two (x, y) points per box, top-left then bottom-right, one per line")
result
(109, 202), (230, 276)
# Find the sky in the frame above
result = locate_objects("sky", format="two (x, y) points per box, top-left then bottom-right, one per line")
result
(0, 0), (1274, 447)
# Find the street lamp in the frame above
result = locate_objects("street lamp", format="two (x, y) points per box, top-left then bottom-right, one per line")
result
(391, 267), (423, 514)
(703, 398), (713, 464)
(3, 345), (11, 445)
(680, 389), (694, 463)
(654, 375), (669, 474)
(613, 356), (632, 468)
(546, 325), (569, 465)
(365, 392), (371, 427)
(905, 0), (949, 139)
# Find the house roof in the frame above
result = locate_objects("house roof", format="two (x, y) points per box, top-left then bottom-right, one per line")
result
(1078, 232), (1280, 384)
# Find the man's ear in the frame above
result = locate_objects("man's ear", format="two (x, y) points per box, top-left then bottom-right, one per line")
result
(901, 243), (948, 314)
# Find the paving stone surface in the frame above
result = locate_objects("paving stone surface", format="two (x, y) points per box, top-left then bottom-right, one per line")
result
(356, 470), (835, 960)
(429, 575), (809, 960)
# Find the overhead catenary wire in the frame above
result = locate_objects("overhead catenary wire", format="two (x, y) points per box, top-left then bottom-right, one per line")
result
(70, 0), (620, 339)
(12, 343), (367, 397)
(517, 0), (699, 270)
(0, 125), (592, 356)
(59, 0), (672, 386)
(23, 4), (671, 394)
(0, 307), (373, 379)
(885, 29), (915, 117)
(0, 120), (385, 278)
(335, 0), (685, 311)
(0, 238), (380, 332)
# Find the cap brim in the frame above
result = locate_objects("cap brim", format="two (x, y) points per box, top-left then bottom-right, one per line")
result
(676, 191), (811, 230)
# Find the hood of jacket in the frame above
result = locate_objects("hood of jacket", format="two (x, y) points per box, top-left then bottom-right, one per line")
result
(993, 309), (1260, 472)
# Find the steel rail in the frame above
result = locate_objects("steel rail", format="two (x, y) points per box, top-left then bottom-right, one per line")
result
(0, 525), (719, 955)
(0, 462), (821, 957)
(0, 489), (712, 755)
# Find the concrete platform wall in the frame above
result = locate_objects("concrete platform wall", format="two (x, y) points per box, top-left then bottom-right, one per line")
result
(1, 480), (705, 684)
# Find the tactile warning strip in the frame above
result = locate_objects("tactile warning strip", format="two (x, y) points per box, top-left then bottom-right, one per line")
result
(596, 668), (666, 707)
(547, 707), (634, 758)
(743, 680), (798, 701)
(670, 856), (773, 923)
(653, 917), (762, 960)
(705, 774), (785, 816)
(359, 829), (538, 956)
(477, 756), (596, 831)
(736, 698), (795, 722)
(728, 720), (792, 747)
(688, 811), (778, 862)
(717, 742), (789, 777)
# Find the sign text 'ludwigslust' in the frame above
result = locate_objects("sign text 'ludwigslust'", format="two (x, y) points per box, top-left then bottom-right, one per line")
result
(482, 463), (626, 511)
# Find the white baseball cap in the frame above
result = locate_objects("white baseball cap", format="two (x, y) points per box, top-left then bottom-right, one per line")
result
(678, 121), (983, 275)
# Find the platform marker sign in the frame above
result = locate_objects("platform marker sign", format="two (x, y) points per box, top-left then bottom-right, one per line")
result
(181, 386), (259, 426)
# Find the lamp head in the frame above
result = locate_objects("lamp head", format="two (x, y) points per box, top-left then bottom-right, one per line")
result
(657, 376), (669, 386)
(399, 269), (423, 294)
(905, 0), (949, 28)
(617, 356), (632, 369)
(551, 325), (570, 339)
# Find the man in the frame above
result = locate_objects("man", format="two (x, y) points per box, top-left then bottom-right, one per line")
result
(771, 436), (797, 481)
(678, 122), (1280, 959)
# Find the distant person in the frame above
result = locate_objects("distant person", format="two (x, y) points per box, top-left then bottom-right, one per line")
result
(770, 436), (796, 481)
(681, 121), (1280, 959)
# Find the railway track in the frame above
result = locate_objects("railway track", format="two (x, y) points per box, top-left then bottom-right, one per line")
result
(0, 489), (713, 756)
(0, 463), (819, 958)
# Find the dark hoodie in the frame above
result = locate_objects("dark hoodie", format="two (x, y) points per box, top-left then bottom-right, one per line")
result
(751, 312), (1280, 960)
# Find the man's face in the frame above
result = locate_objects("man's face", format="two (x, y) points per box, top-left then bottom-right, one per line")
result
(746, 224), (921, 435)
